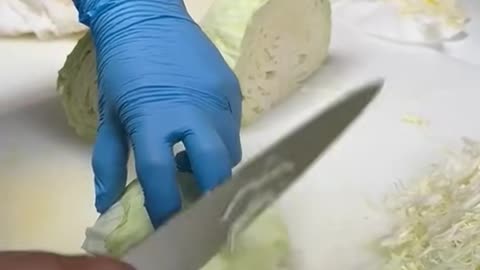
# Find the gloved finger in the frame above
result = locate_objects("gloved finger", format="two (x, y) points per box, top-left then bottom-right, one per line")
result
(215, 114), (242, 167)
(175, 115), (241, 173)
(181, 122), (232, 193)
(227, 85), (242, 127)
(176, 136), (240, 174)
(131, 130), (182, 228)
(92, 97), (129, 214)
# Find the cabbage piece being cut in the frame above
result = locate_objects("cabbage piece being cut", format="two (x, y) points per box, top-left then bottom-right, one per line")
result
(378, 138), (480, 269)
(82, 176), (292, 270)
(56, 0), (332, 140)
(0, 0), (86, 39)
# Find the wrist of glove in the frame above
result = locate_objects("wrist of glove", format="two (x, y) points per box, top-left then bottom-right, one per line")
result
(73, 0), (189, 28)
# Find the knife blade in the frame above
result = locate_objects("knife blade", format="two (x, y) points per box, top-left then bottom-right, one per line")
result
(122, 79), (383, 270)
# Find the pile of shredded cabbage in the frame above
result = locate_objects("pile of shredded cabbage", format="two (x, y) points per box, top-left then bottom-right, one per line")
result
(333, 0), (469, 45)
(386, 0), (467, 28)
(379, 138), (480, 269)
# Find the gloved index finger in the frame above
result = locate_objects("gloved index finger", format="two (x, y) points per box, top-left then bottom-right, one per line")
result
(130, 130), (182, 229)
(181, 122), (232, 193)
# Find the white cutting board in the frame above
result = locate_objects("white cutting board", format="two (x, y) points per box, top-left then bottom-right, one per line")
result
(0, 1), (479, 270)
(245, 15), (480, 269)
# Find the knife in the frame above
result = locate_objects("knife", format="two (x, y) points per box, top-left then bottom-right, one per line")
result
(122, 79), (383, 270)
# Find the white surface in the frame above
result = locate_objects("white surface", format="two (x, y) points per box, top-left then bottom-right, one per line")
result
(0, 1), (479, 270)
(332, 0), (480, 67)
(0, 0), (85, 39)
(249, 16), (480, 269)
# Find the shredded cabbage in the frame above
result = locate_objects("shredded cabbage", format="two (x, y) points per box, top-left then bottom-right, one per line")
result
(386, 0), (467, 27)
(333, 0), (468, 45)
(401, 114), (429, 127)
(379, 138), (480, 269)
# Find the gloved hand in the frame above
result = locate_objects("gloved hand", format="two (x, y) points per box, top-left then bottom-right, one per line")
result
(73, 0), (242, 228)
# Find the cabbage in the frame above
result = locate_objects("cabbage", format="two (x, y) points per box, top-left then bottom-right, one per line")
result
(333, 0), (468, 46)
(56, 0), (332, 140)
(82, 175), (292, 270)
(378, 138), (480, 270)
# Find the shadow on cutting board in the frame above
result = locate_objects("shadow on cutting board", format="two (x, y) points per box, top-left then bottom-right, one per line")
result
(0, 94), (91, 148)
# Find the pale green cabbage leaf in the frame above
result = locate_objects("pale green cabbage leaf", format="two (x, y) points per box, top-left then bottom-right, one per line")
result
(82, 176), (291, 270)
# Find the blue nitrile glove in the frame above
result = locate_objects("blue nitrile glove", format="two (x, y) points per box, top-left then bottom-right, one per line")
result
(73, 0), (242, 228)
